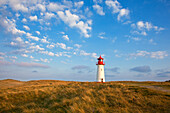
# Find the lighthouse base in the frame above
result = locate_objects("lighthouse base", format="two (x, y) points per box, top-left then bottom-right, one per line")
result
(97, 65), (105, 82)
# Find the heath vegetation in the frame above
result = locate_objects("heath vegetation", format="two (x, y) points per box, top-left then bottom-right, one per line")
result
(0, 79), (170, 113)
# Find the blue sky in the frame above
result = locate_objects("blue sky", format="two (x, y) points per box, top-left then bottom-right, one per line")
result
(0, 0), (170, 81)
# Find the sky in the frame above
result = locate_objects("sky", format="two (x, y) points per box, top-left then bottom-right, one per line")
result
(0, 0), (170, 81)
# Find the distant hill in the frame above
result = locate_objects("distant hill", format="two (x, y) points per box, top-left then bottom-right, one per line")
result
(0, 79), (170, 113)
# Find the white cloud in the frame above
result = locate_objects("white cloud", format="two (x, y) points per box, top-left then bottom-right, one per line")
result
(36, 31), (40, 35)
(105, 0), (130, 21)
(137, 21), (145, 29)
(98, 32), (106, 39)
(80, 50), (90, 56)
(93, 0), (103, 4)
(48, 52), (54, 56)
(133, 21), (164, 32)
(41, 36), (49, 43)
(44, 12), (56, 19)
(15, 13), (20, 18)
(40, 58), (49, 63)
(57, 10), (91, 38)
(29, 45), (44, 51)
(150, 51), (168, 59)
(56, 42), (66, 49)
(74, 1), (84, 8)
(22, 18), (27, 23)
(74, 44), (82, 48)
(26, 33), (39, 41)
(93, 4), (105, 16)
(105, 0), (121, 13)
(55, 52), (71, 58)
(128, 50), (168, 59)
(30, 56), (34, 59)
(36, 4), (46, 12)
(11, 56), (17, 59)
(21, 54), (28, 57)
(23, 25), (30, 30)
(8, 0), (28, 12)
(15, 37), (23, 42)
(62, 35), (69, 41)
(29, 15), (38, 21)
(91, 53), (98, 58)
(47, 44), (55, 49)
(1, 17), (26, 35)
(117, 8), (129, 21)
(80, 50), (98, 58)
(47, 2), (65, 12)
(56, 42), (72, 50)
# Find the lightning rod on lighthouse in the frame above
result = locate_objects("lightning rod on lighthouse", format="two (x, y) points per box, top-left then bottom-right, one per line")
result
(96, 55), (105, 82)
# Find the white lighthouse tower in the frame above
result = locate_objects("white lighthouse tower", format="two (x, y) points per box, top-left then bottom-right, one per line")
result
(96, 55), (105, 82)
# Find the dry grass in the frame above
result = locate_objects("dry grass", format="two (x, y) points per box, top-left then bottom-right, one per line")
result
(0, 79), (170, 113)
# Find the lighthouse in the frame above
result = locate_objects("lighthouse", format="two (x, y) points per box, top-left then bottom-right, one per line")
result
(96, 55), (105, 82)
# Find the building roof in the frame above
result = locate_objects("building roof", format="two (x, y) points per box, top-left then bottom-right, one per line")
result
(97, 55), (104, 60)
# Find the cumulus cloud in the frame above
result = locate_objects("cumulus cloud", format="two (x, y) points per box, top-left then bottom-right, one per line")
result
(105, 0), (130, 21)
(130, 66), (151, 73)
(74, 1), (84, 8)
(30, 56), (34, 59)
(40, 58), (49, 63)
(98, 32), (106, 39)
(128, 50), (168, 59)
(93, 0), (103, 4)
(57, 10), (91, 38)
(54, 52), (71, 58)
(80, 50), (98, 58)
(105, 0), (121, 13)
(23, 25), (30, 30)
(62, 35), (69, 41)
(29, 15), (38, 21)
(41, 36), (49, 43)
(56, 42), (72, 50)
(35, 31), (40, 35)
(131, 21), (165, 34)
(21, 54), (28, 57)
(117, 8), (129, 21)
(47, 2), (65, 12)
(48, 52), (54, 56)
(29, 45), (44, 51)
(36, 3), (46, 12)
(44, 12), (56, 20)
(93, 4), (105, 16)
(0, 17), (26, 35)
(46, 44), (55, 49)
(8, 37), (28, 49)
(22, 18), (27, 23)
(26, 33), (39, 41)
(8, 0), (29, 12)
(74, 44), (82, 48)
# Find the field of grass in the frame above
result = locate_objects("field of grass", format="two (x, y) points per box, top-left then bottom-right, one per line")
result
(0, 79), (170, 113)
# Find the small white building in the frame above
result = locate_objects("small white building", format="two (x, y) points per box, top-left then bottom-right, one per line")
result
(96, 55), (105, 82)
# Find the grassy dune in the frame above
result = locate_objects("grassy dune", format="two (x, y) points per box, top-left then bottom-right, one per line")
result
(0, 79), (170, 113)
